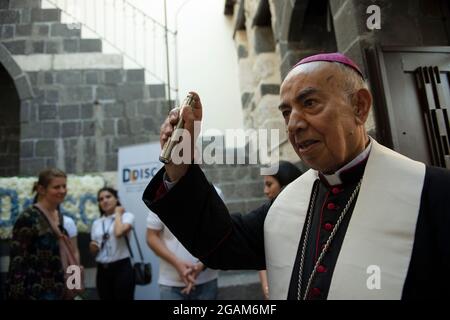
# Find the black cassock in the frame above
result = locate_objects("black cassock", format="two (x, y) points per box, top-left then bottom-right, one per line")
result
(143, 160), (450, 300)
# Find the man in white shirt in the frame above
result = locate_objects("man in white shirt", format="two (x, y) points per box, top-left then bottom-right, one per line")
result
(146, 187), (223, 300)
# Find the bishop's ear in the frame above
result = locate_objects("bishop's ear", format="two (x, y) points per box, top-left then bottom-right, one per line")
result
(353, 88), (372, 125)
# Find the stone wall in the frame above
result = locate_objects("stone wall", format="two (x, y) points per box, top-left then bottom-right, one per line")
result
(227, 0), (449, 150)
(330, 0), (449, 135)
(228, 0), (339, 163)
(231, 0), (292, 162)
(0, 0), (169, 176)
(19, 68), (167, 175)
(330, 0), (449, 71)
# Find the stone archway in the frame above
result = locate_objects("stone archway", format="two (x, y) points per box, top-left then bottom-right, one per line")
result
(0, 43), (34, 176)
(275, 0), (337, 78)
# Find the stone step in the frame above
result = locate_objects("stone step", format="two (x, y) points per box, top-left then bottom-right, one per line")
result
(2, 37), (102, 54)
(9, 0), (42, 9)
(0, 9), (21, 24)
(12, 52), (123, 71)
(50, 22), (81, 38)
(64, 38), (102, 53)
(146, 83), (166, 99)
(101, 69), (146, 84)
(24, 71), (166, 97)
(114, 83), (148, 103)
(30, 8), (61, 23)
(29, 83), (149, 105)
(23, 75), (163, 104)
(8, 22), (80, 39)
(26, 69), (148, 87)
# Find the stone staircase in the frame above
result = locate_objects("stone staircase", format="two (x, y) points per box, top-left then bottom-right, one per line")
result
(1, 2), (102, 54)
(1, 7), (104, 54)
(0, 0), (169, 175)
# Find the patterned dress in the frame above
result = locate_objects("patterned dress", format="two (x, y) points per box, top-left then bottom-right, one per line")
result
(6, 206), (65, 300)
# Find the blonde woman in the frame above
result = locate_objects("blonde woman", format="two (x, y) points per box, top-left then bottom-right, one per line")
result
(7, 168), (77, 300)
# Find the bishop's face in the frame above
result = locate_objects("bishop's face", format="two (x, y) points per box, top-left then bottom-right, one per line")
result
(279, 63), (366, 173)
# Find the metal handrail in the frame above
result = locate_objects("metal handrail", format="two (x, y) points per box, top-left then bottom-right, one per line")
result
(42, 0), (178, 101)
(122, 0), (175, 34)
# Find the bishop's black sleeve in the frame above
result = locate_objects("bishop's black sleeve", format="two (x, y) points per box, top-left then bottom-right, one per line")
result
(402, 166), (450, 299)
(142, 164), (271, 270)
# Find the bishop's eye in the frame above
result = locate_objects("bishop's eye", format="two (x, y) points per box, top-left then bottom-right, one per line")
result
(281, 109), (291, 119)
(304, 99), (317, 108)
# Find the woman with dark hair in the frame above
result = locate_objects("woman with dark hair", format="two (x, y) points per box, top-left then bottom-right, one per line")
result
(89, 187), (135, 300)
(259, 161), (303, 299)
(263, 161), (304, 201)
(7, 168), (79, 300)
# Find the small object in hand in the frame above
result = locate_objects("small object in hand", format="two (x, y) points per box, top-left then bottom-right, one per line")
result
(159, 93), (196, 164)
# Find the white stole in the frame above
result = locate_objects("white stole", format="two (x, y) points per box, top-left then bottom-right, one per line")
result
(264, 140), (425, 299)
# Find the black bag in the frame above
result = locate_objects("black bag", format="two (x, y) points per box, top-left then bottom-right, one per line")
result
(125, 228), (152, 285)
(133, 262), (152, 285)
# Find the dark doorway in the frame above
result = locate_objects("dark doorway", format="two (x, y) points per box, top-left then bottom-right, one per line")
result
(0, 63), (20, 176)
(366, 47), (450, 169)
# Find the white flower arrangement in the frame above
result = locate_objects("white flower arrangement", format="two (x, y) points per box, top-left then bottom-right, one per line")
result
(0, 175), (105, 239)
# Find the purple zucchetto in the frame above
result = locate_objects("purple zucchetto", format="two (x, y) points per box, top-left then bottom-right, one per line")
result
(293, 52), (364, 78)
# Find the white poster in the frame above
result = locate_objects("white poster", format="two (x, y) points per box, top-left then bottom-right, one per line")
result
(118, 142), (163, 300)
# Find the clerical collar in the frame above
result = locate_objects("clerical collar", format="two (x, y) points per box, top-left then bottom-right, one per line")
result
(318, 138), (373, 186)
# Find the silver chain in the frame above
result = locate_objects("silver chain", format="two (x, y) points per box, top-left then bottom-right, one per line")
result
(296, 180), (318, 300)
(297, 179), (362, 300)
